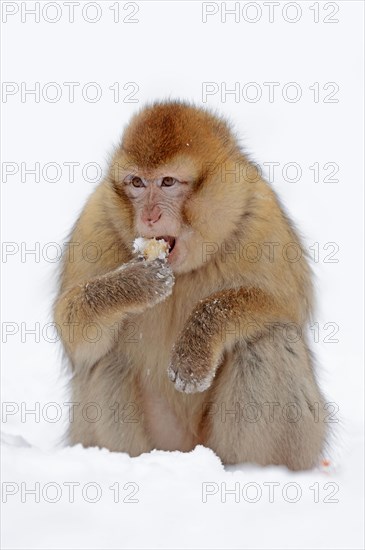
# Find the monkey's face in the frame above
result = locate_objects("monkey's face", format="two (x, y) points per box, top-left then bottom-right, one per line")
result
(120, 160), (198, 272)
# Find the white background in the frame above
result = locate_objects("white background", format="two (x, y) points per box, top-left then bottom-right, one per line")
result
(1, 1), (364, 549)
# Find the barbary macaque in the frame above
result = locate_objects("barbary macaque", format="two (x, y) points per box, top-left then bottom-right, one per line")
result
(54, 101), (327, 470)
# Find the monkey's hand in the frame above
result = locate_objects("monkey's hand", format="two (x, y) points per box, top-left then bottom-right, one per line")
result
(168, 299), (223, 393)
(116, 258), (175, 311)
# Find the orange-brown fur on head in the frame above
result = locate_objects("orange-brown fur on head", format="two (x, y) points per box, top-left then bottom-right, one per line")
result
(120, 101), (238, 169)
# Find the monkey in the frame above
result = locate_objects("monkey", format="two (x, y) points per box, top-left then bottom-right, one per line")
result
(54, 100), (327, 470)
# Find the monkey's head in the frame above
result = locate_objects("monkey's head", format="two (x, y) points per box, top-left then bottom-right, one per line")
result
(109, 101), (251, 274)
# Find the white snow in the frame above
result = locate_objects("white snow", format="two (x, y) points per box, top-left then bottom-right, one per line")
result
(1, 427), (363, 550)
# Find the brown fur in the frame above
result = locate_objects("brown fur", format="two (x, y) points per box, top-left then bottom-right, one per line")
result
(54, 101), (327, 470)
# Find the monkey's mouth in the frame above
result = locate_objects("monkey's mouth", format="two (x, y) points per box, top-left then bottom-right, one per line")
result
(157, 236), (176, 253)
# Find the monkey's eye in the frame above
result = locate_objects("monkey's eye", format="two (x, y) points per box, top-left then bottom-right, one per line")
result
(131, 176), (144, 188)
(161, 177), (177, 187)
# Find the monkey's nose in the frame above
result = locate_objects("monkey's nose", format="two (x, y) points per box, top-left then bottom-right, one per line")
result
(142, 205), (162, 224)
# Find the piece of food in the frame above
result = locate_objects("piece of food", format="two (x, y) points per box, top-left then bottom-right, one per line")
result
(133, 237), (170, 261)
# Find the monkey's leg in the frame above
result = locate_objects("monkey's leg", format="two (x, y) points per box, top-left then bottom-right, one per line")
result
(68, 358), (154, 456)
(201, 326), (327, 470)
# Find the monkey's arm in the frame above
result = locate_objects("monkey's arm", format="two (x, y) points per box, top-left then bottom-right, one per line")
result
(54, 260), (174, 370)
(168, 287), (295, 393)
